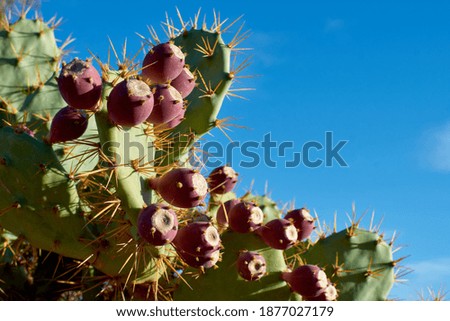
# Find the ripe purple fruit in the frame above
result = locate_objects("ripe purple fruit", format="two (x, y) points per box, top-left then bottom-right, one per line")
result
(207, 165), (239, 195)
(47, 106), (88, 144)
(236, 251), (267, 281)
(178, 249), (220, 269)
(170, 67), (196, 98)
(216, 199), (240, 229)
(57, 58), (102, 110)
(228, 201), (264, 233)
(173, 222), (221, 254)
(304, 283), (338, 301)
(107, 78), (154, 127)
(173, 222), (221, 269)
(142, 42), (185, 84)
(147, 85), (184, 125)
(158, 108), (185, 130)
(281, 265), (329, 298)
(137, 204), (178, 246)
(284, 208), (315, 240)
(148, 168), (208, 208)
(259, 218), (298, 250)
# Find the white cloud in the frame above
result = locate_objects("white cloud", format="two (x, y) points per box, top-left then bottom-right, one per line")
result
(390, 257), (450, 300)
(324, 19), (345, 33)
(247, 31), (289, 68)
(409, 257), (450, 281)
(422, 122), (450, 172)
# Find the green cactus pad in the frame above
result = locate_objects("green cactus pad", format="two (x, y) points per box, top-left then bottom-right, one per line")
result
(0, 126), (93, 258)
(0, 17), (62, 131)
(172, 29), (232, 135)
(301, 227), (395, 301)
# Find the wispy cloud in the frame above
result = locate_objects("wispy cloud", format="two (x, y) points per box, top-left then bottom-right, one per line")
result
(247, 31), (289, 67)
(421, 122), (450, 172)
(390, 257), (450, 300)
(409, 257), (450, 282)
(324, 18), (345, 33)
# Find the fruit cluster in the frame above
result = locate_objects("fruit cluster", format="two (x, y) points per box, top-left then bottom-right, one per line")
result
(141, 162), (337, 300)
(48, 42), (195, 144)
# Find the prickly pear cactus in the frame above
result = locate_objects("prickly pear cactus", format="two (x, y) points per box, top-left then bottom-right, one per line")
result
(0, 4), (403, 301)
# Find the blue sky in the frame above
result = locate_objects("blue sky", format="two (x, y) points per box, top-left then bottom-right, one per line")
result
(40, 0), (450, 300)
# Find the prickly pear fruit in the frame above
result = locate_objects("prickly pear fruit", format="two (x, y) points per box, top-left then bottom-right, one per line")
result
(173, 222), (221, 269)
(282, 265), (329, 298)
(284, 208), (315, 240)
(207, 165), (238, 195)
(146, 85), (184, 125)
(305, 283), (338, 301)
(107, 78), (154, 127)
(259, 218), (298, 250)
(137, 204), (178, 246)
(170, 67), (196, 98)
(174, 222), (221, 254)
(178, 249), (221, 269)
(142, 42), (185, 84)
(228, 201), (264, 233)
(216, 199), (240, 229)
(57, 58), (102, 110)
(148, 168), (208, 208)
(47, 106), (88, 144)
(158, 109), (185, 130)
(236, 251), (266, 281)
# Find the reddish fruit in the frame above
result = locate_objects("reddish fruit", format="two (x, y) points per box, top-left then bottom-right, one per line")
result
(207, 165), (239, 195)
(173, 222), (221, 254)
(236, 251), (266, 281)
(137, 204), (178, 246)
(147, 85), (184, 125)
(216, 199), (240, 229)
(228, 201), (264, 233)
(178, 249), (220, 269)
(158, 108), (185, 130)
(48, 106), (88, 144)
(304, 283), (338, 301)
(173, 222), (221, 269)
(148, 168), (208, 208)
(281, 265), (329, 298)
(170, 67), (196, 98)
(107, 78), (154, 127)
(259, 218), (298, 250)
(284, 208), (315, 240)
(142, 42), (185, 84)
(57, 58), (102, 110)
